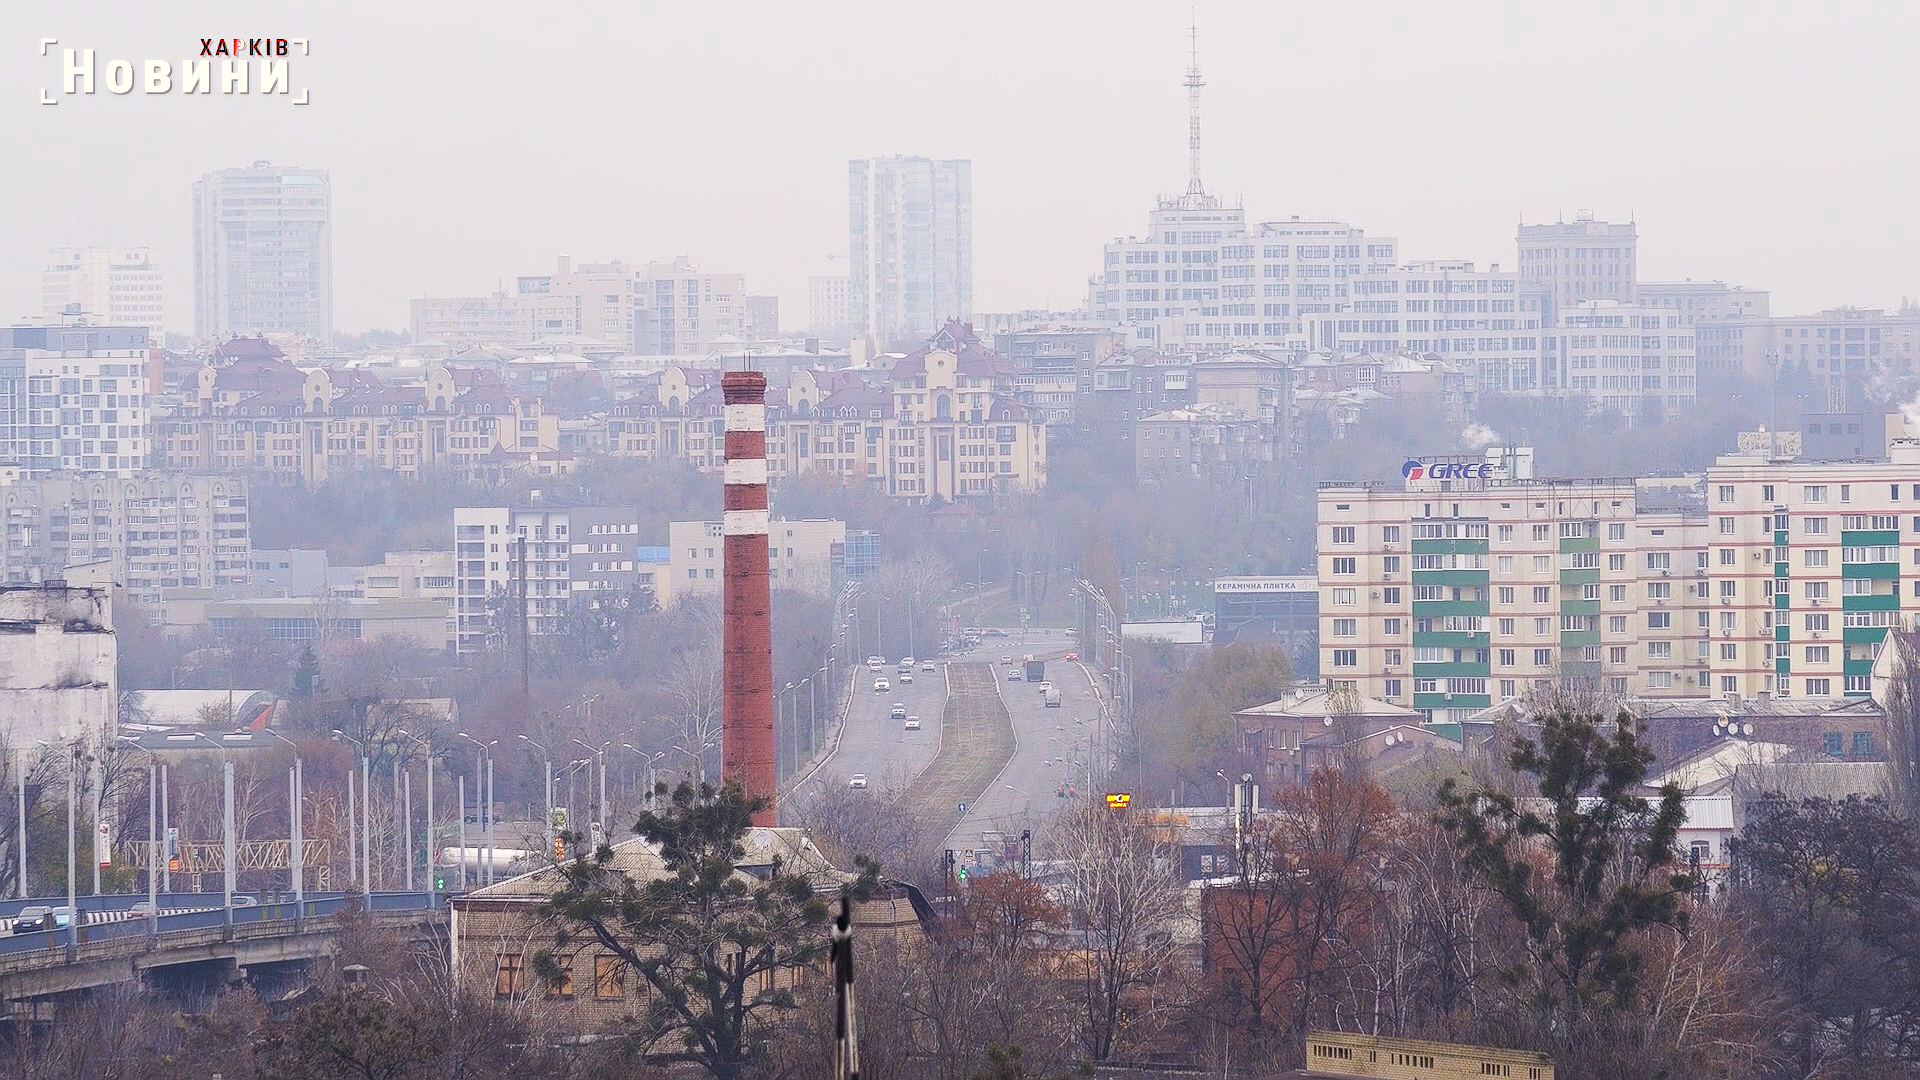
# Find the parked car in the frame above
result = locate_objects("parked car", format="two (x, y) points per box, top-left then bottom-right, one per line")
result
(904, 716), (921, 730)
(890, 703), (908, 720)
(848, 774), (869, 789)
(873, 678), (890, 693)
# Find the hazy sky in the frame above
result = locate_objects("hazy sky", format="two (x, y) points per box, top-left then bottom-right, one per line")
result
(4, 1), (1917, 334)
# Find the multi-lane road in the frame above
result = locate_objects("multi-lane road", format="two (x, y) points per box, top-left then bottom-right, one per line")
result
(785, 627), (1112, 872)
(938, 630), (1106, 867)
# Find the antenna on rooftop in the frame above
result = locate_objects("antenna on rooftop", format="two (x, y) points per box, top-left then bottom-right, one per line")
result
(1184, 14), (1207, 201)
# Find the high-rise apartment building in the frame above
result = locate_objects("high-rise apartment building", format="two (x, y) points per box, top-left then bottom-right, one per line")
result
(451, 505), (642, 654)
(515, 255), (632, 347)
(849, 156), (973, 348)
(633, 257), (748, 355)
(1318, 442), (1920, 717)
(1701, 443), (1920, 702)
(0, 473), (251, 604)
(192, 161), (333, 342)
(808, 275), (851, 339)
(662, 518), (846, 608)
(409, 292), (520, 346)
(41, 248), (166, 333)
(1515, 214), (1638, 320)
(0, 321), (151, 477)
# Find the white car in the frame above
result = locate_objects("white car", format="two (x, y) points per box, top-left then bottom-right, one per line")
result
(902, 656), (915, 666)
(866, 656), (885, 669)
(904, 716), (921, 730)
(900, 672), (914, 684)
(1007, 668), (1022, 681)
(848, 774), (869, 789)
(1000, 655), (1012, 664)
(1037, 681), (1052, 693)
(921, 661), (935, 672)
(873, 678), (890, 692)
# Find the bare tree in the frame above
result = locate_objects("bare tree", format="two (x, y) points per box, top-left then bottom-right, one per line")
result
(663, 649), (723, 785)
(1045, 800), (1188, 1060)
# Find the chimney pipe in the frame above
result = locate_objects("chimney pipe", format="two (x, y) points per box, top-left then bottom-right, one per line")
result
(721, 370), (776, 825)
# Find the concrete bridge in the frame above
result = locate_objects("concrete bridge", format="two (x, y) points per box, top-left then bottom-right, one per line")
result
(0, 891), (440, 1009)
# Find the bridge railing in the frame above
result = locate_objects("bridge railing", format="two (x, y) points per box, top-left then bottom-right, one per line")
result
(0, 892), (435, 960)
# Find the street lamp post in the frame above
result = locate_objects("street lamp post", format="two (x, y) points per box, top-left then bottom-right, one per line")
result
(262, 730), (304, 913)
(458, 733), (498, 886)
(191, 732), (235, 933)
(118, 738), (161, 938)
(15, 747), (26, 900)
(331, 730), (368, 891)
(400, 731), (433, 900)
(519, 734), (553, 860)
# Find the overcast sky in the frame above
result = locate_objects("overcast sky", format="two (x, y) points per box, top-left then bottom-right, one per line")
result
(4, 1), (1916, 334)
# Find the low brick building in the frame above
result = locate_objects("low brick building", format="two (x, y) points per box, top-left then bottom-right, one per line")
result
(449, 826), (929, 1027)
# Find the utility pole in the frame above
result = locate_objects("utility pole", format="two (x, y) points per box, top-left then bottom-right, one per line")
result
(159, 763), (169, 894)
(15, 750), (25, 899)
(90, 749), (101, 896)
(457, 774), (467, 890)
(345, 764), (357, 887)
(518, 534), (530, 703)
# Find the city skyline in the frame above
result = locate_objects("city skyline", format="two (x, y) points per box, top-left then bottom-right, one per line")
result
(2, 2), (1916, 335)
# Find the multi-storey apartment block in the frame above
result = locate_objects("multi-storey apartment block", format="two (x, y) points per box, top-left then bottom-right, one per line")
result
(0, 473), (250, 603)
(1319, 442), (1920, 718)
(193, 161), (333, 342)
(1318, 464), (1679, 722)
(451, 505), (644, 654)
(0, 321), (152, 477)
(1702, 442), (1920, 701)
(41, 248), (166, 334)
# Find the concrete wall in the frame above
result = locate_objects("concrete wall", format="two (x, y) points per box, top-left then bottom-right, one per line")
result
(0, 585), (115, 744)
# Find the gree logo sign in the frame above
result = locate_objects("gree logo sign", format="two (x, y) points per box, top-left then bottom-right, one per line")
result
(1402, 459), (1501, 481)
(38, 38), (310, 105)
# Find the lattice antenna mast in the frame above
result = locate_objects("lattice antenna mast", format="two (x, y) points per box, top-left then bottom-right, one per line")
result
(1185, 20), (1206, 198)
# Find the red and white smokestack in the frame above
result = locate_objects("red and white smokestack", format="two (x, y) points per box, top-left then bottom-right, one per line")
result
(720, 370), (776, 825)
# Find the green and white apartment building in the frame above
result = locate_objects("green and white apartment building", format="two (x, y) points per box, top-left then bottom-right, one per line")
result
(1317, 440), (1920, 721)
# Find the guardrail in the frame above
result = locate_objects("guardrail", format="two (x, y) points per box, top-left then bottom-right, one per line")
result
(0, 892), (435, 963)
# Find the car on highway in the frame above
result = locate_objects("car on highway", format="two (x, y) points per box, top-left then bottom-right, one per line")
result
(847, 774), (869, 789)
(1064, 652), (1079, 661)
(987, 628), (1009, 637)
(1000, 655), (1011, 664)
(12, 906), (73, 934)
(873, 678), (890, 692)
(921, 661), (935, 672)
(1037, 681), (1052, 693)
(901, 656), (915, 667)
(230, 895), (258, 907)
(900, 671), (914, 684)
(1006, 668), (1022, 681)
(904, 716), (921, 730)
(890, 703), (908, 720)
(866, 655), (885, 669)
(128, 900), (160, 919)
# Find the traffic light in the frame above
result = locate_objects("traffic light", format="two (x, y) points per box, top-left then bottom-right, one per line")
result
(943, 849), (955, 876)
(956, 865), (968, 882)
(433, 871), (447, 891)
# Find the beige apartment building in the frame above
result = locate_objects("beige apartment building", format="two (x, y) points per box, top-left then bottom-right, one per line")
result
(1318, 442), (1920, 718)
(1701, 442), (1920, 701)
(659, 518), (846, 608)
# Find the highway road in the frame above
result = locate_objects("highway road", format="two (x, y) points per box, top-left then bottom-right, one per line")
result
(938, 628), (1109, 868)
(786, 656), (947, 808)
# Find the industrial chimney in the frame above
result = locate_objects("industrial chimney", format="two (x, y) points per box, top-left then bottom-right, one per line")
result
(720, 370), (776, 825)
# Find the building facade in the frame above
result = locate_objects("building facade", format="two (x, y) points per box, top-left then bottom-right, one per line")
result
(632, 257), (748, 355)
(808, 275), (851, 340)
(409, 293), (520, 346)
(41, 248), (166, 333)
(0, 585), (114, 745)
(0, 473), (251, 605)
(0, 321), (152, 477)
(1516, 214), (1638, 317)
(1540, 300), (1698, 420)
(661, 518), (847, 608)
(849, 156), (973, 348)
(192, 161), (333, 342)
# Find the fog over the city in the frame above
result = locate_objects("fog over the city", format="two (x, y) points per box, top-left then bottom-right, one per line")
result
(3, 0), (1917, 330)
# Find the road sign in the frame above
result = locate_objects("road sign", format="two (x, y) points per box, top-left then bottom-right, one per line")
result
(97, 822), (110, 867)
(1104, 792), (1132, 809)
(957, 802), (968, 815)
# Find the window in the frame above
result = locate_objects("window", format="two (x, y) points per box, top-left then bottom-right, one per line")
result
(1645, 551), (1672, 571)
(1805, 645), (1830, 663)
(1331, 618), (1357, 637)
(1804, 517), (1829, 535)
(1497, 555), (1514, 573)
(546, 959), (574, 999)
(1498, 648), (1516, 666)
(1533, 555), (1552, 572)
(1823, 732), (1844, 755)
(1804, 549), (1829, 567)
(1534, 618), (1552, 635)
(1648, 612), (1672, 629)
(1331, 557), (1356, 575)
(1382, 556), (1401, 574)
(495, 954), (526, 998)
(1382, 587), (1401, 604)
(1533, 648), (1553, 666)
(1609, 615), (1626, 633)
(1608, 646), (1627, 664)
(1332, 649), (1357, 668)
(1719, 548), (1735, 566)
(1719, 517), (1735, 535)
(1333, 588), (1356, 605)
(1804, 581), (1829, 600)
(1853, 732), (1874, 755)
(1384, 649), (1401, 665)
(595, 956), (627, 999)
(1384, 678), (1402, 698)
(1497, 617), (1515, 635)
(1716, 485), (1734, 503)
(1804, 485), (1828, 503)
(1806, 678), (1831, 696)
(1332, 526), (1356, 544)
(1531, 524), (1551, 541)
(1608, 554), (1626, 571)
(1383, 617), (1402, 635)
(1647, 641), (1672, 659)
(1532, 587), (1551, 604)
(1381, 525), (1401, 543)
(1498, 586), (1515, 604)
(1805, 613), (1830, 631)
(1649, 671), (1673, 689)
(1497, 524), (1514, 541)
